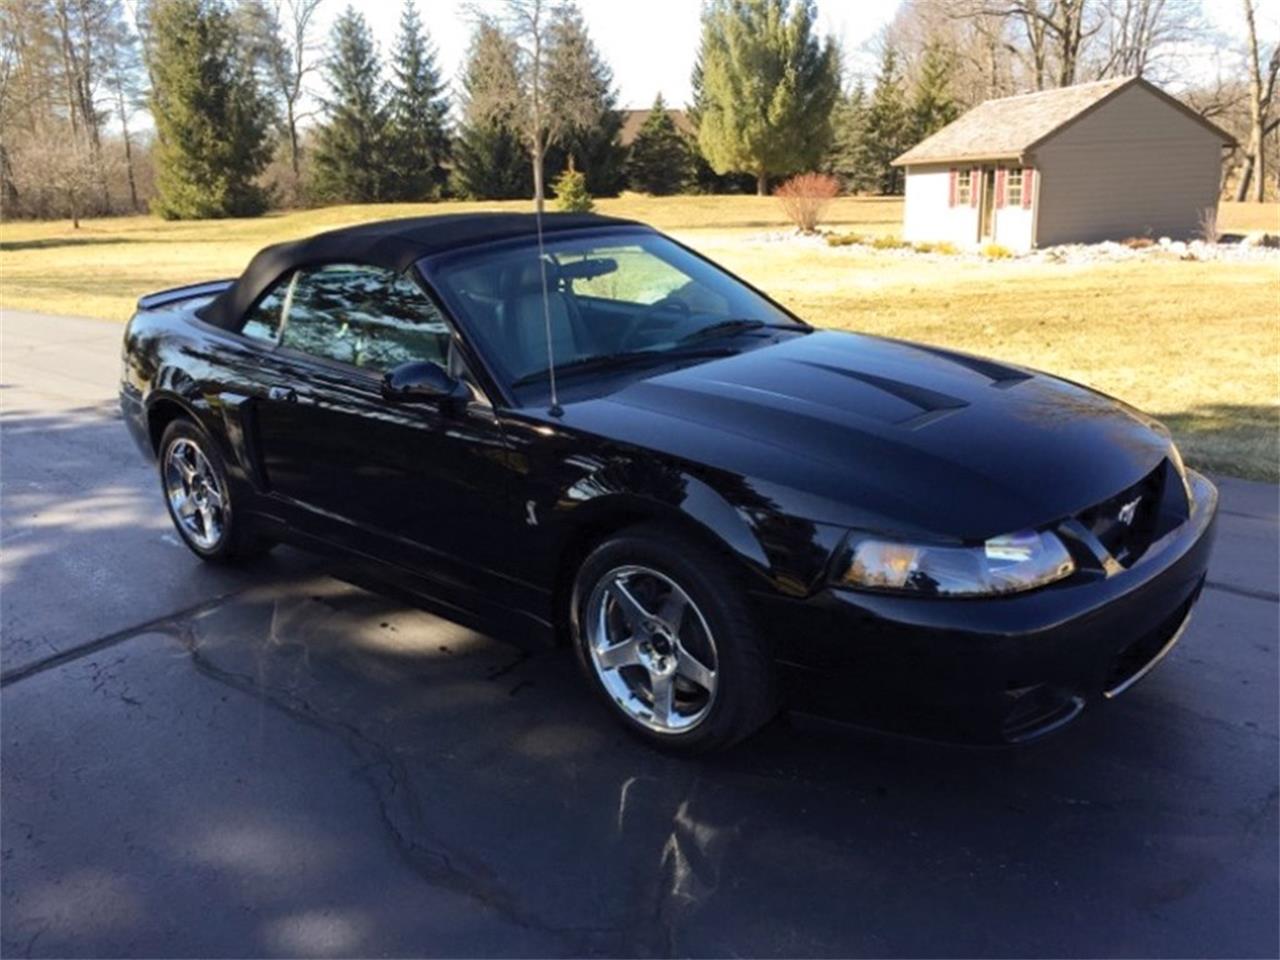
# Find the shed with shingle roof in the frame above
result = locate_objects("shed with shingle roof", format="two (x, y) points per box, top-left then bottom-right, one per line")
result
(891, 76), (1234, 251)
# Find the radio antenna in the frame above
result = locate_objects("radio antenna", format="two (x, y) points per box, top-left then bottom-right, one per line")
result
(534, 204), (562, 417)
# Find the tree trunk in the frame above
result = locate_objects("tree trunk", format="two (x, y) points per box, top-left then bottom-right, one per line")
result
(1239, 0), (1276, 202)
(116, 84), (140, 212)
(1254, 130), (1266, 202)
(287, 101), (300, 177)
(756, 169), (768, 196)
(1235, 139), (1257, 201)
(532, 130), (545, 214)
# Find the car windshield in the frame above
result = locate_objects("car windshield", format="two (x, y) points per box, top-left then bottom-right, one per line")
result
(432, 231), (805, 395)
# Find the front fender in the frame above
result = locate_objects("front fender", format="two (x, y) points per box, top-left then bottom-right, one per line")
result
(548, 451), (845, 599)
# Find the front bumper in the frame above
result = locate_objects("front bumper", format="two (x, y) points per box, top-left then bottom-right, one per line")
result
(758, 470), (1219, 744)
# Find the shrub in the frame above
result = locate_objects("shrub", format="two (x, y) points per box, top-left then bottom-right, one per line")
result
(982, 243), (1014, 259)
(911, 241), (960, 255)
(553, 168), (594, 213)
(774, 172), (840, 233)
(825, 232), (865, 247)
(871, 235), (907, 249)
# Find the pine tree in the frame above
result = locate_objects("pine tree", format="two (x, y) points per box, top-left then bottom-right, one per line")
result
(452, 19), (531, 200)
(908, 41), (959, 147)
(826, 82), (875, 193)
(148, 0), (273, 219)
(695, 0), (840, 195)
(541, 4), (625, 196)
(686, 55), (756, 195)
(385, 0), (450, 200)
(310, 6), (390, 203)
(627, 95), (691, 195)
(553, 166), (593, 212)
(863, 47), (909, 195)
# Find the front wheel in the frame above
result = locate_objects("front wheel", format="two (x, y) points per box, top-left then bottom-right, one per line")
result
(571, 527), (778, 753)
(159, 418), (271, 564)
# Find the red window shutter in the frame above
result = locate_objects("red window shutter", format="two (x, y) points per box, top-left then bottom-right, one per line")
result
(971, 168), (981, 208)
(948, 168), (957, 207)
(995, 169), (1006, 207)
(1022, 168), (1034, 209)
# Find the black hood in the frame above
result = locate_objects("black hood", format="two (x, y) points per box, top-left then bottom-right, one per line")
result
(560, 331), (1173, 541)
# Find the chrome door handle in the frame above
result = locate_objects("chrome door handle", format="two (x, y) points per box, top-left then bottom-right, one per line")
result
(267, 386), (298, 402)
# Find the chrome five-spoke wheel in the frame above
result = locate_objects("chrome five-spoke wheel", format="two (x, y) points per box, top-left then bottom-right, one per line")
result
(163, 436), (227, 551)
(584, 565), (719, 734)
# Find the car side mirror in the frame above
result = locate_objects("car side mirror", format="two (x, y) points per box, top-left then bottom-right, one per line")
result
(381, 361), (469, 412)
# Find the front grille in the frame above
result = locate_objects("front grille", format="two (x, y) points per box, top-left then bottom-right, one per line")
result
(1076, 460), (1186, 567)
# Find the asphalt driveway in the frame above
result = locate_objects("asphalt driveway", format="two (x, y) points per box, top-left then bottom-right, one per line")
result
(2, 309), (1277, 958)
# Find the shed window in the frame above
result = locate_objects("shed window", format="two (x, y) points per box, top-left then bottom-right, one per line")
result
(1005, 168), (1024, 208)
(956, 169), (973, 206)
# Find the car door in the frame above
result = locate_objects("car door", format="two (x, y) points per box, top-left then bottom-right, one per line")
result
(251, 262), (516, 607)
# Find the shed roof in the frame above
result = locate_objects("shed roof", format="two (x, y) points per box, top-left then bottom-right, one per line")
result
(893, 76), (1234, 167)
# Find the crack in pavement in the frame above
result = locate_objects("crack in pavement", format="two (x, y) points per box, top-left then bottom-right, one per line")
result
(170, 618), (638, 955)
(0, 587), (257, 688)
(1205, 580), (1280, 604)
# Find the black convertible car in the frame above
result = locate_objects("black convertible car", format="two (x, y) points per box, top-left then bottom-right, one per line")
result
(120, 213), (1217, 752)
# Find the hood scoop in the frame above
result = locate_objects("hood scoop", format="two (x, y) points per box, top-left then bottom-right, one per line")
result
(788, 359), (968, 428)
(898, 341), (1033, 389)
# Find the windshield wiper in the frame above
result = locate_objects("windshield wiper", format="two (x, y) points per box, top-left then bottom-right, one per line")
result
(677, 318), (805, 344)
(511, 347), (734, 387)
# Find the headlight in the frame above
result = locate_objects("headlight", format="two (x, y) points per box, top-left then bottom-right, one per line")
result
(840, 529), (1075, 597)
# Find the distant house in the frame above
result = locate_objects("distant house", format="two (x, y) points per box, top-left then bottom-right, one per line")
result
(617, 108), (694, 147)
(892, 76), (1234, 252)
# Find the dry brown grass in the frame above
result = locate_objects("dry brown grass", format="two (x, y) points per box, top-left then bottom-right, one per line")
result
(2, 195), (1277, 480)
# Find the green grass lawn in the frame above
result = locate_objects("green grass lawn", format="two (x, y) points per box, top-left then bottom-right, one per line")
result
(2, 195), (1277, 480)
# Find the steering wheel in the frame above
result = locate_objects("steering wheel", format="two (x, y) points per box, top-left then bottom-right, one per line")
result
(620, 297), (691, 350)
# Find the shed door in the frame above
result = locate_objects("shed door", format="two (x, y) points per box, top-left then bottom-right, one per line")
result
(979, 167), (997, 241)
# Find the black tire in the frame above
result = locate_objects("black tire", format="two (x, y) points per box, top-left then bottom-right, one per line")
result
(158, 418), (273, 564)
(571, 525), (778, 754)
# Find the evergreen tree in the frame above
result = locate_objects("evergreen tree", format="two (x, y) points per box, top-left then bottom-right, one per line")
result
(695, 0), (840, 195)
(452, 19), (531, 200)
(826, 82), (875, 193)
(863, 47), (909, 195)
(908, 41), (959, 146)
(148, 0), (273, 219)
(627, 95), (691, 195)
(553, 166), (593, 212)
(686, 56), (757, 195)
(541, 4), (625, 196)
(385, 0), (450, 200)
(310, 6), (391, 203)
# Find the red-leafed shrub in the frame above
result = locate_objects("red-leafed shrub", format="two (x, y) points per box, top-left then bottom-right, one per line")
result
(774, 172), (840, 233)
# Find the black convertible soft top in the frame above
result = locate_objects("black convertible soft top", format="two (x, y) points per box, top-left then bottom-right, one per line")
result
(197, 212), (642, 329)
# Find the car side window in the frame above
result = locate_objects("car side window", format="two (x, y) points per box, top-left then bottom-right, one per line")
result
(241, 277), (290, 343)
(279, 264), (451, 373)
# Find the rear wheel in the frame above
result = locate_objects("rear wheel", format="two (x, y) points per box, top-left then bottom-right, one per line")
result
(571, 527), (777, 753)
(159, 418), (271, 563)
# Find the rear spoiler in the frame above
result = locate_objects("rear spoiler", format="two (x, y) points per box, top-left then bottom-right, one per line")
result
(136, 279), (234, 312)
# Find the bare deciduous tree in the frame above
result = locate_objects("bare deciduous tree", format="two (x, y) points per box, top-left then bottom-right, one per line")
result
(262, 0), (322, 182)
(1235, 0), (1279, 201)
(11, 124), (116, 225)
